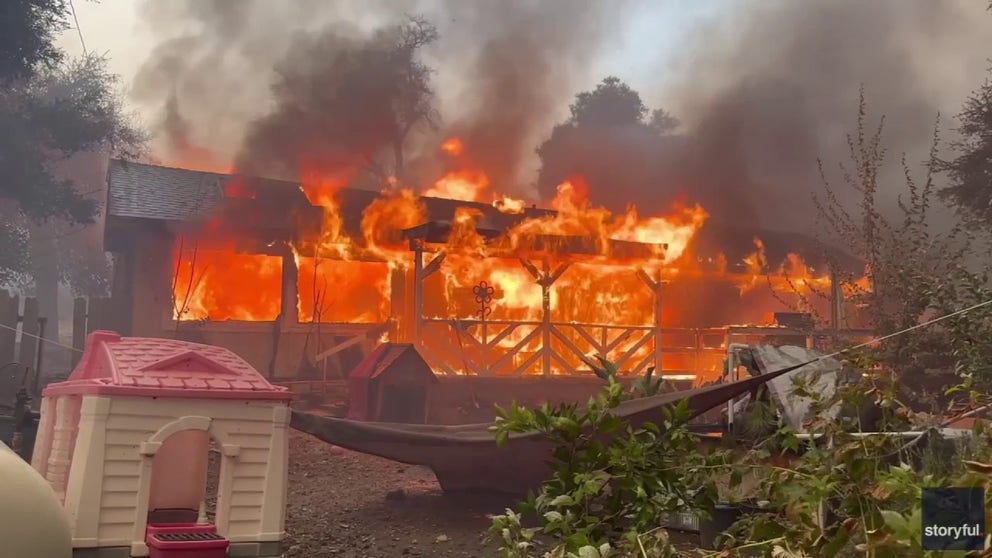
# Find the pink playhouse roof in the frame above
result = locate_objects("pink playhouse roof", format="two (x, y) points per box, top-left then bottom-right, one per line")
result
(43, 331), (292, 401)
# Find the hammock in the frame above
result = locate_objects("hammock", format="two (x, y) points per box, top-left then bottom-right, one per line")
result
(290, 352), (812, 495)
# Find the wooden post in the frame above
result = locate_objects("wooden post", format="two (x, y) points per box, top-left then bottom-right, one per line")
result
(280, 251), (299, 326)
(18, 297), (39, 371)
(389, 266), (407, 342)
(829, 267), (845, 331)
(636, 269), (665, 377)
(521, 259), (570, 376)
(541, 262), (552, 376)
(71, 298), (87, 368)
(653, 271), (664, 376)
(33, 317), (46, 396)
(412, 244), (424, 345)
(0, 291), (18, 364)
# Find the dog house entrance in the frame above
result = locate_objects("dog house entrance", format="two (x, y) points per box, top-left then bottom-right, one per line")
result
(147, 430), (220, 525)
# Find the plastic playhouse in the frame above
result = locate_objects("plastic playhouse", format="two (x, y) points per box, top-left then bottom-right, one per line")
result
(30, 330), (294, 558)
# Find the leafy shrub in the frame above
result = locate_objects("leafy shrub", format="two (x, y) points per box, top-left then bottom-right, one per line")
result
(486, 373), (724, 557)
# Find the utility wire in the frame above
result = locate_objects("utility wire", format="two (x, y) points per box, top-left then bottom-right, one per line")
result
(0, 322), (83, 353)
(68, 0), (88, 55)
(0, 295), (989, 368)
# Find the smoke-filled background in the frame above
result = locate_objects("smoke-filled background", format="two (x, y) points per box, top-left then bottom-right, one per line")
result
(128, 0), (992, 234)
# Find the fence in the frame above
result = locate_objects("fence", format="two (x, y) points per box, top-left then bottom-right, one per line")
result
(0, 291), (112, 403)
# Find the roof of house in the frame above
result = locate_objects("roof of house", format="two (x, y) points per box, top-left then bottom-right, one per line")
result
(107, 160), (228, 221)
(349, 343), (437, 382)
(105, 159), (553, 228)
(43, 330), (293, 400)
(104, 159), (860, 271)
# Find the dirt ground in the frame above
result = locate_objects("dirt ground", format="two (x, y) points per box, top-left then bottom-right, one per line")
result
(279, 430), (702, 558)
(280, 430), (509, 557)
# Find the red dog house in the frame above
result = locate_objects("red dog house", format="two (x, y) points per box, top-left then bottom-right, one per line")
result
(347, 344), (438, 423)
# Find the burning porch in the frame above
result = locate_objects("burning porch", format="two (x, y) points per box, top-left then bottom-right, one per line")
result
(102, 159), (868, 418)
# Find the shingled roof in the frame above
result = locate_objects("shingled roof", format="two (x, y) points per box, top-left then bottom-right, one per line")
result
(107, 160), (228, 221)
(106, 159), (554, 225)
(105, 159), (860, 271)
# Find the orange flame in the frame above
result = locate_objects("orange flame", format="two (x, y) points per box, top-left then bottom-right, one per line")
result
(170, 137), (869, 379)
(440, 137), (464, 156)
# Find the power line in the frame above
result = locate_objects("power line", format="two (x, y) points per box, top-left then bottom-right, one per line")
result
(68, 0), (88, 55)
(0, 322), (83, 353)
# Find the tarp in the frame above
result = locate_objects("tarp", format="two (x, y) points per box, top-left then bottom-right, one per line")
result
(291, 353), (817, 495)
(751, 345), (842, 432)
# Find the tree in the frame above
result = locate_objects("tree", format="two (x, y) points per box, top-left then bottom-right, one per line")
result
(535, 77), (682, 212)
(938, 75), (992, 226)
(236, 16), (438, 182)
(0, 0), (68, 84)
(568, 76), (647, 128)
(0, 3), (145, 351)
(1, 56), (143, 225)
(813, 91), (992, 387)
(938, 4), (992, 226)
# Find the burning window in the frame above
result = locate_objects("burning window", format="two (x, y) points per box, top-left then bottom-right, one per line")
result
(296, 258), (390, 323)
(172, 249), (283, 321)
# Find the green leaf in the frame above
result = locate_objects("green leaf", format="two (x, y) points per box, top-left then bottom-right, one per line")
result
(576, 545), (601, 558)
(880, 510), (909, 536)
(549, 495), (575, 507)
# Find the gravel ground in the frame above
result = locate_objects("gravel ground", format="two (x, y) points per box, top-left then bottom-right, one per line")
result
(281, 430), (510, 557)
(279, 430), (702, 557)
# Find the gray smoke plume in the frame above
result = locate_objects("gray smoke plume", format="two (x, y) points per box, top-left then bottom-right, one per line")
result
(130, 0), (991, 235)
(427, 1), (627, 193)
(130, 0), (624, 189)
(654, 0), (992, 233)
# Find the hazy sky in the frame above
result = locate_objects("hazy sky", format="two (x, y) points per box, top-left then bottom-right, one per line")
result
(52, 0), (992, 234)
(56, 0), (719, 128)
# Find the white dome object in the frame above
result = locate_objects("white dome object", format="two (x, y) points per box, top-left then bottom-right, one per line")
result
(0, 442), (72, 558)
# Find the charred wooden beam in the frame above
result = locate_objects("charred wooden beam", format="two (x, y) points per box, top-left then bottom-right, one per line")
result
(402, 221), (668, 261)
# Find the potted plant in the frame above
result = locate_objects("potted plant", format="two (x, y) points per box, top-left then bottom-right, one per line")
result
(698, 465), (776, 550)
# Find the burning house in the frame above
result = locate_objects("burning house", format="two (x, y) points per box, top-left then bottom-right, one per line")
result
(101, 158), (865, 420)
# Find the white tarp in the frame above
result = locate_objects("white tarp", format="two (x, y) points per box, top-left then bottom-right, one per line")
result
(749, 345), (842, 432)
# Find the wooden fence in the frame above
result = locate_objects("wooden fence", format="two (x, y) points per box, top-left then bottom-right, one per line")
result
(0, 291), (113, 393)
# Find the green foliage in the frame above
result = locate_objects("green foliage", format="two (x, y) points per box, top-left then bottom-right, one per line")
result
(937, 47), (992, 227)
(486, 370), (722, 557)
(0, 53), (145, 284)
(811, 90), (992, 388)
(485, 356), (992, 557)
(721, 371), (992, 557)
(0, 0), (69, 83)
(585, 354), (671, 397)
(1, 54), (145, 224)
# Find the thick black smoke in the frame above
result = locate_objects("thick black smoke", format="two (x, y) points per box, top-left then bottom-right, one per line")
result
(130, 0), (624, 188)
(655, 0), (992, 233)
(131, 0), (991, 235)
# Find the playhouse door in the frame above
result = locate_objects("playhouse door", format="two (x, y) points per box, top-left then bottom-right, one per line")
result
(379, 385), (427, 423)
